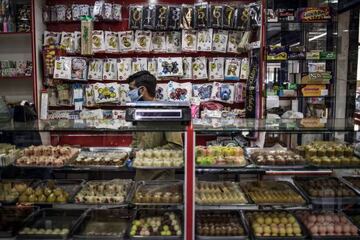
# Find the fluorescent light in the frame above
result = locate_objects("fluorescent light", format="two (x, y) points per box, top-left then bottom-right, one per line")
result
(309, 33), (327, 41)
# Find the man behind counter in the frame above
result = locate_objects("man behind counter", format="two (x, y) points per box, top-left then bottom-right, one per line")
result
(127, 71), (183, 180)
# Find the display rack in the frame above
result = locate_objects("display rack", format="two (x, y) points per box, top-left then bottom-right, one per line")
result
(263, 1), (338, 122)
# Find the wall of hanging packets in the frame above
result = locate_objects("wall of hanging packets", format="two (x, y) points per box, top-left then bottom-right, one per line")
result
(127, 2), (261, 30)
(48, 80), (246, 107)
(52, 56), (249, 81)
(43, 2), (122, 22)
(43, 29), (252, 55)
(43, 1), (261, 120)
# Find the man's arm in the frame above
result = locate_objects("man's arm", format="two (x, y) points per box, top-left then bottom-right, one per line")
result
(161, 132), (183, 150)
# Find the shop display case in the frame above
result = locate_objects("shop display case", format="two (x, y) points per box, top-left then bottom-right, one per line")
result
(0, 119), (359, 239)
(0, 0), (360, 240)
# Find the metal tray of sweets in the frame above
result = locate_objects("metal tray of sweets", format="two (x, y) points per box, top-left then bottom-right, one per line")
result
(128, 209), (183, 240)
(297, 210), (360, 240)
(340, 176), (360, 195)
(17, 208), (86, 240)
(293, 176), (360, 206)
(67, 147), (131, 169)
(0, 179), (36, 204)
(245, 147), (309, 169)
(133, 180), (183, 207)
(74, 179), (134, 207)
(240, 180), (309, 207)
(72, 208), (132, 240)
(195, 210), (249, 240)
(195, 181), (254, 209)
(243, 210), (309, 240)
(0, 206), (38, 238)
(17, 179), (85, 205)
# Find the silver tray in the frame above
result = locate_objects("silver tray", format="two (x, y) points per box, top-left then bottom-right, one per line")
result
(128, 209), (183, 240)
(196, 162), (248, 169)
(19, 179), (85, 205)
(133, 180), (183, 206)
(243, 210), (308, 240)
(0, 179), (36, 204)
(240, 180), (309, 207)
(246, 147), (308, 169)
(299, 210), (360, 240)
(196, 210), (249, 240)
(196, 181), (251, 207)
(340, 176), (360, 195)
(67, 147), (131, 169)
(133, 166), (183, 170)
(74, 179), (134, 206)
(293, 177), (360, 205)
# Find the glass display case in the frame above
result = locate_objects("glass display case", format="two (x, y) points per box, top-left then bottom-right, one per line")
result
(0, 119), (360, 239)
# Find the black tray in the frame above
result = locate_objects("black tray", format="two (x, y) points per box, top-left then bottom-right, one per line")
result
(128, 209), (183, 240)
(240, 180), (308, 207)
(18, 179), (84, 205)
(195, 210), (249, 240)
(72, 208), (132, 240)
(17, 208), (85, 240)
(133, 180), (183, 206)
(246, 147), (308, 169)
(243, 210), (308, 240)
(341, 176), (360, 195)
(297, 210), (360, 240)
(293, 177), (360, 205)
(0, 206), (37, 238)
(74, 179), (133, 206)
(343, 209), (360, 231)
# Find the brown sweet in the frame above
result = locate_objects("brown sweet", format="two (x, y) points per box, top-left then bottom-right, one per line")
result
(197, 212), (245, 236)
(298, 178), (356, 198)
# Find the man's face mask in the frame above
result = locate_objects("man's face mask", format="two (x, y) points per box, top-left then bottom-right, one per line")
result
(128, 87), (143, 102)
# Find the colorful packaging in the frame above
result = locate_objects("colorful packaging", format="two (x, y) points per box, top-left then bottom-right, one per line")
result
(134, 30), (152, 52)
(118, 31), (134, 52)
(181, 30), (197, 52)
(211, 82), (235, 103)
(212, 29), (228, 52)
(208, 57), (225, 80)
(224, 58), (241, 80)
(192, 57), (208, 80)
(117, 58), (132, 81)
(102, 59), (117, 80)
(132, 58), (148, 73)
(88, 59), (104, 80)
(105, 31), (119, 52)
(168, 81), (192, 101)
(71, 58), (87, 80)
(157, 57), (184, 78)
(193, 83), (213, 101)
(197, 29), (213, 52)
(53, 57), (72, 79)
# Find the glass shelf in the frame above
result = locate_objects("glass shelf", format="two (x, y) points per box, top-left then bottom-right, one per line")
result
(194, 118), (358, 133)
(0, 119), (357, 133)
